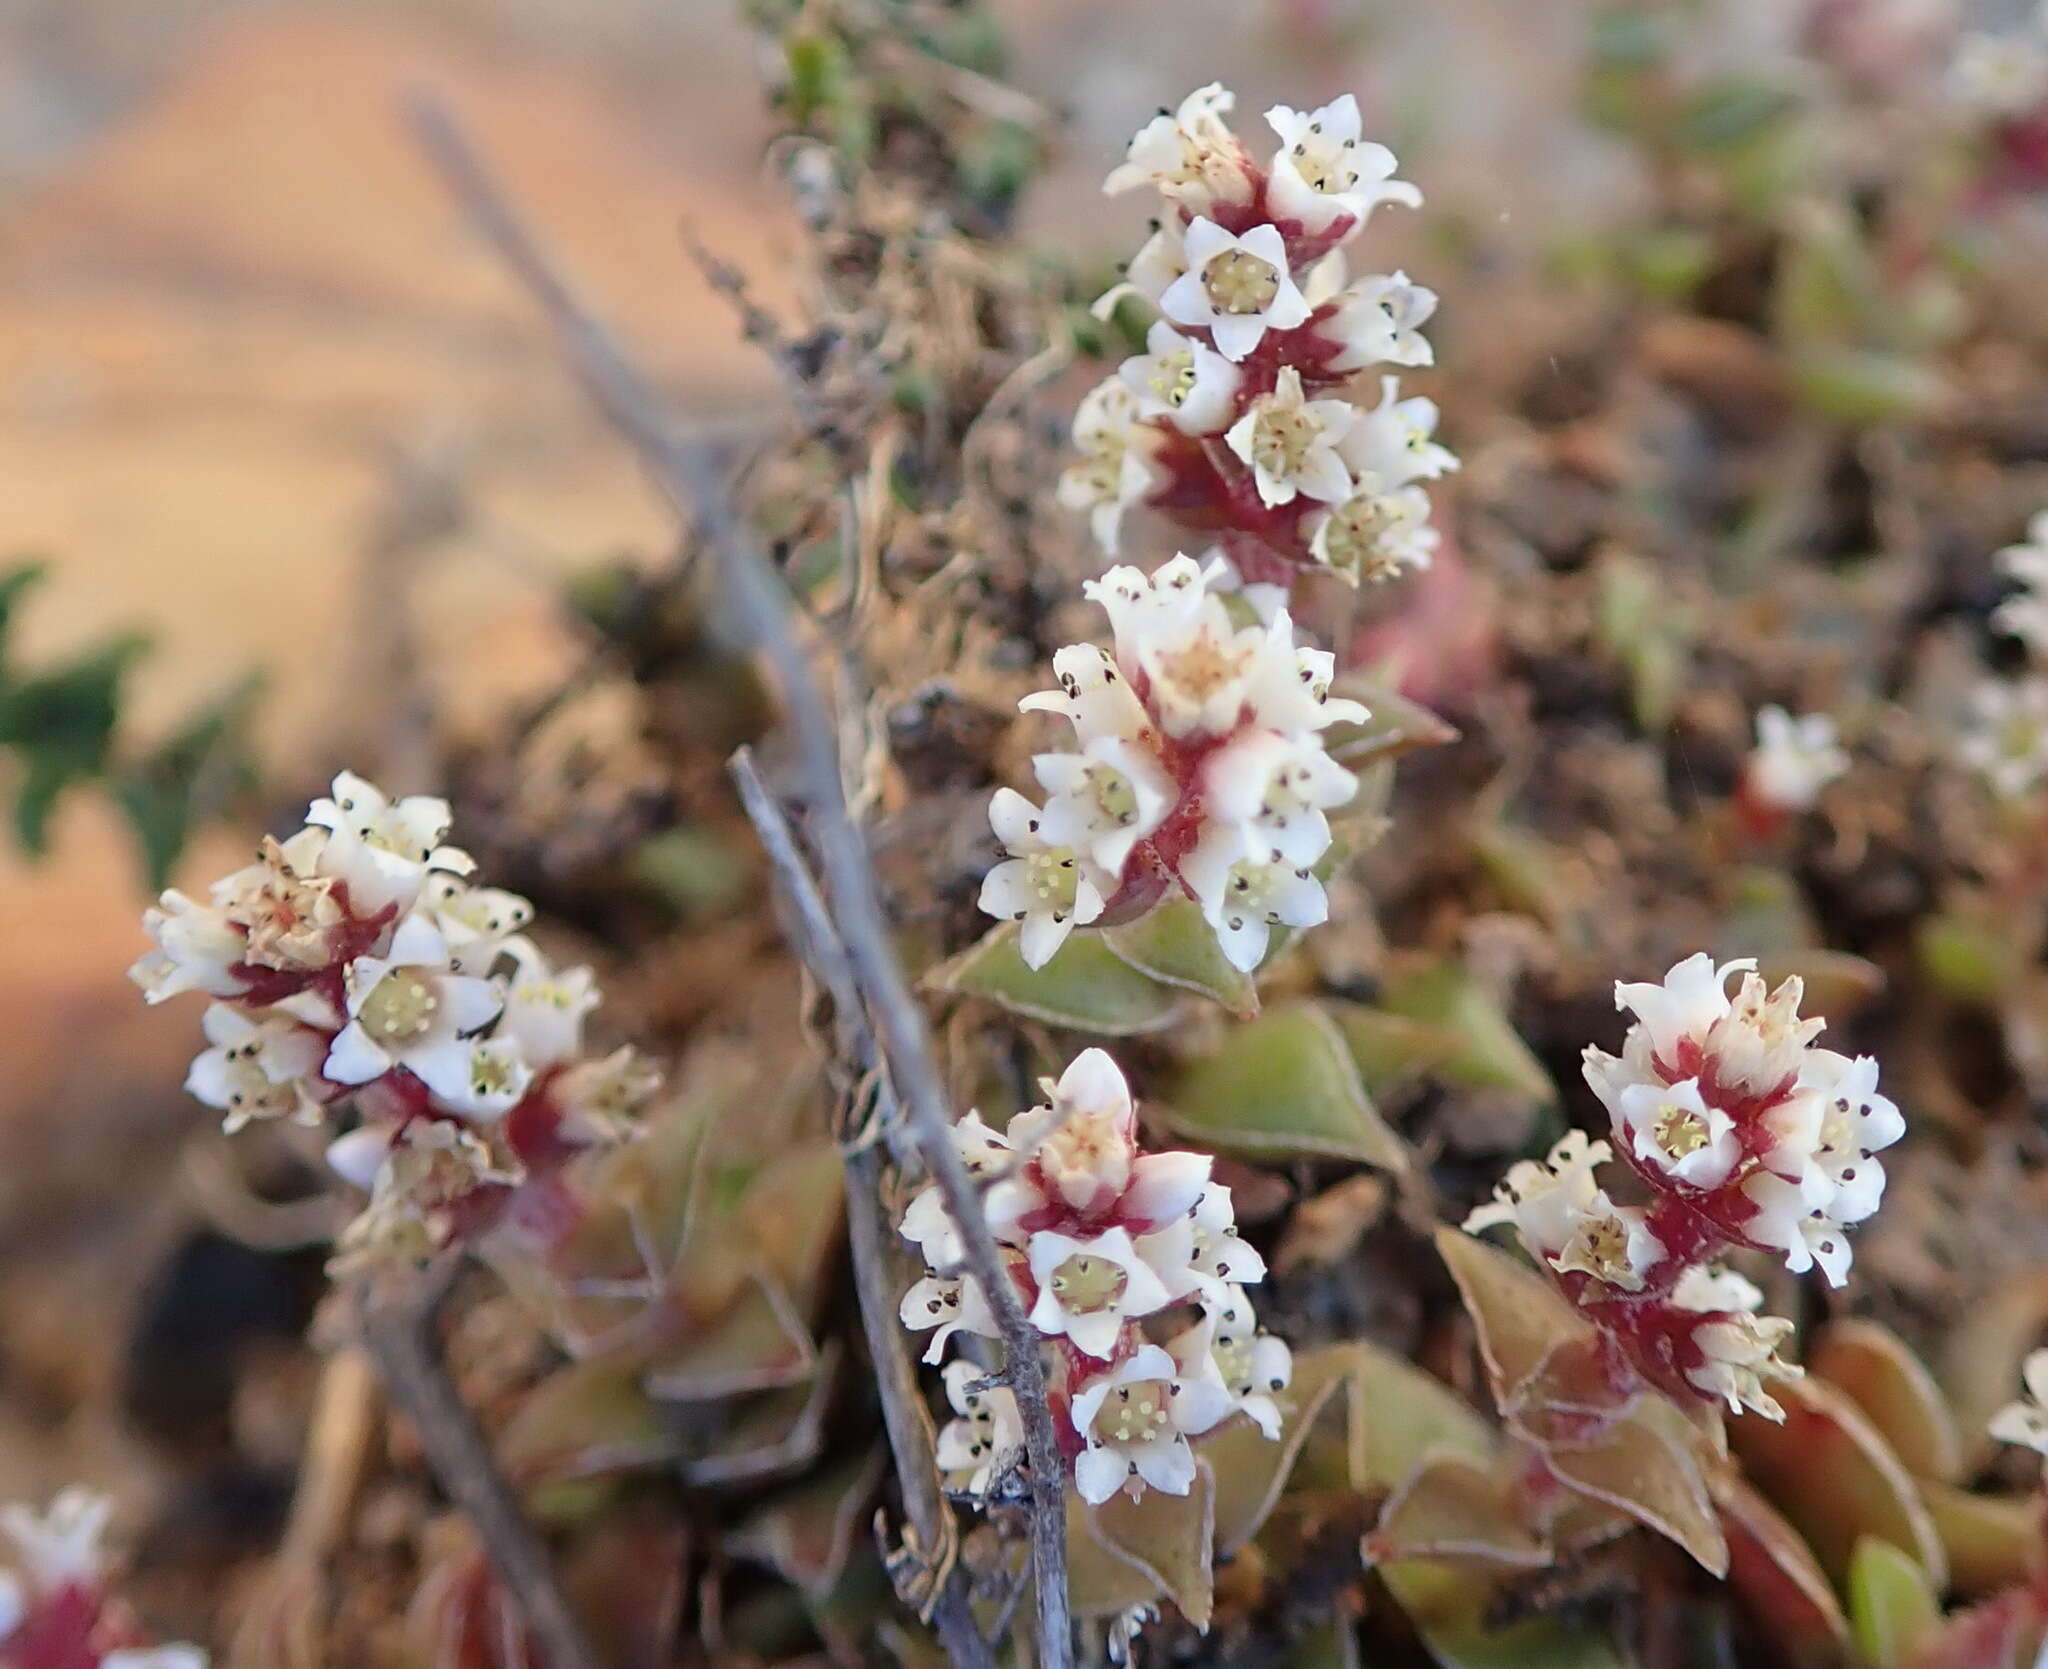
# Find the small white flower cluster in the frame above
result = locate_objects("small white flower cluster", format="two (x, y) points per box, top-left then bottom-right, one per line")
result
(0, 1489), (203, 1669)
(131, 771), (656, 1265)
(1064, 84), (1457, 594)
(898, 1050), (1291, 1507)
(1963, 511), (2048, 799)
(1468, 954), (1904, 1420)
(981, 553), (1364, 972)
(1744, 705), (1848, 816)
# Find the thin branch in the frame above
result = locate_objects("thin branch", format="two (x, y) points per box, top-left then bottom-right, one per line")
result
(403, 91), (1072, 1668)
(359, 1260), (601, 1669)
(731, 748), (991, 1669)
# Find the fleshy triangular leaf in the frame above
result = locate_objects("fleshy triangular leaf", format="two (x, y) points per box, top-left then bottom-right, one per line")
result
(1809, 1319), (1962, 1484)
(1920, 1480), (2040, 1599)
(1205, 1344), (1352, 1556)
(1155, 1002), (1409, 1170)
(1435, 1227), (1598, 1414)
(1727, 1373), (1947, 1591)
(1378, 958), (1558, 1107)
(1103, 897), (1259, 1017)
(1364, 1451), (1552, 1568)
(498, 1353), (679, 1484)
(1325, 1004), (1465, 1101)
(1715, 1475), (1851, 1658)
(1322, 672), (1459, 765)
(1540, 1390), (1730, 1575)
(727, 1447), (887, 1600)
(1072, 1467), (1215, 1628)
(926, 920), (1182, 1034)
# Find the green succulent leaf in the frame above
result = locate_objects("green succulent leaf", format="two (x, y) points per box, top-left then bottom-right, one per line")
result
(926, 920), (1182, 1035)
(498, 1354), (679, 1485)
(1155, 1001), (1409, 1170)
(1103, 897), (1258, 1017)
(1378, 957), (1558, 1108)
(1070, 1465), (1215, 1626)
(1322, 672), (1459, 766)
(1847, 1537), (1940, 1669)
(112, 671), (264, 888)
(1325, 1004), (1464, 1101)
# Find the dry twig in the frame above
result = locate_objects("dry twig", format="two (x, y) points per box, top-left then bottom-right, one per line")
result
(404, 90), (1075, 1669)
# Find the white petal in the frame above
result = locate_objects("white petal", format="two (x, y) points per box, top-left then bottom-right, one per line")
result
(324, 1022), (393, 1086)
(1075, 1445), (1129, 1505)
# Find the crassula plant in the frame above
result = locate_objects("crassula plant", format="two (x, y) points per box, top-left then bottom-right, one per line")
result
(130, 771), (657, 1269)
(897, 1049), (1289, 1507)
(1065, 85), (1457, 600)
(1465, 953), (1903, 1422)
(981, 553), (1365, 971)
(0, 1491), (202, 1669)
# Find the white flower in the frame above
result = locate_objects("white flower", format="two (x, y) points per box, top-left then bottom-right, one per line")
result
(1160, 218), (1313, 362)
(1960, 676), (2048, 799)
(899, 1273), (1002, 1365)
(1132, 590), (1272, 739)
(1607, 1076), (1740, 1191)
(1103, 83), (1251, 211)
(1094, 221), (1191, 320)
(102, 1651), (209, 1669)
(1323, 272), (1438, 371)
(324, 915), (504, 1104)
(1598, 952), (1751, 1077)
(936, 1360), (1024, 1499)
(1170, 1299), (1292, 1438)
(1994, 517), (2048, 658)
(421, 874), (535, 975)
(1743, 1165), (1854, 1286)
(1988, 1348), (2048, 1458)
(1747, 707), (1849, 812)
(1339, 375), (1458, 492)
(1241, 614), (1369, 735)
(1070, 1344), (1233, 1505)
(1800, 1050), (1904, 1225)
(1950, 31), (2048, 117)
(1181, 821), (1327, 972)
(1059, 377), (1161, 556)
(1202, 729), (1356, 865)
(1710, 968), (1828, 1100)
(1464, 1130), (1664, 1292)
(328, 1119), (517, 1270)
(1674, 1268), (1802, 1421)
(1019, 643), (1152, 745)
(1263, 96), (1420, 234)
(1081, 553), (1224, 676)
(129, 891), (246, 1004)
(551, 1046), (660, 1144)
(1137, 1183), (1265, 1308)
(997, 1049), (1139, 1221)
(306, 770), (474, 919)
(1025, 1226), (1174, 1358)
(978, 788), (1112, 969)
(1118, 319), (1243, 435)
(1035, 735), (1176, 876)
(1224, 366), (1356, 509)
(213, 828), (345, 973)
(1307, 484), (1439, 584)
(496, 945), (599, 1070)
(185, 1004), (329, 1133)
(0, 1487), (109, 1593)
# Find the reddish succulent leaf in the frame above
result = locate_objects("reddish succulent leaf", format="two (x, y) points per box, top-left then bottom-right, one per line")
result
(1364, 1451), (1552, 1569)
(1539, 1390), (1730, 1576)
(1905, 1590), (2036, 1669)
(1809, 1318), (1963, 1483)
(1072, 1467), (1217, 1628)
(1435, 1226), (1598, 1414)
(497, 1353), (679, 1484)
(1205, 1344), (1352, 1556)
(1921, 1479), (2042, 1598)
(1727, 1373), (1946, 1591)
(642, 1270), (818, 1400)
(561, 1514), (688, 1669)
(1715, 1475), (1851, 1664)
(1939, 1270), (2048, 1472)
(727, 1447), (887, 1599)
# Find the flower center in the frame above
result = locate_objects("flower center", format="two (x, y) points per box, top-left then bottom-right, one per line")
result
(469, 1045), (522, 1101)
(1558, 1213), (1639, 1288)
(1093, 1380), (1172, 1445)
(1203, 249), (1281, 315)
(1156, 632), (1250, 706)
(1322, 494), (1398, 580)
(1050, 1253), (1129, 1314)
(1224, 858), (1286, 931)
(1022, 848), (1083, 917)
(1083, 763), (1141, 827)
(359, 970), (440, 1043)
(1148, 348), (1198, 409)
(1250, 407), (1317, 479)
(1653, 1102), (1710, 1158)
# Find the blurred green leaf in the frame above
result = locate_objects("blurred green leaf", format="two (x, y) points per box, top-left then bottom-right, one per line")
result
(1325, 1004), (1463, 1101)
(927, 920), (1182, 1035)
(1156, 1002), (1409, 1170)
(1595, 552), (1690, 733)
(1677, 77), (1793, 152)
(1847, 1537), (1939, 1669)
(1790, 349), (1946, 428)
(1378, 957), (1558, 1108)
(113, 672), (264, 888)
(0, 631), (151, 853)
